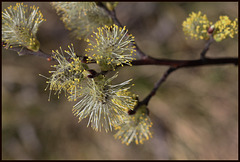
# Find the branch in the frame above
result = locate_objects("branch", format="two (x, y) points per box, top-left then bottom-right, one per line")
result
(129, 67), (177, 115)
(142, 67), (177, 105)
(200, 35), (214, 59)
(129, 35), (237, 114)
(131, 54), (238, 114)
(130, 55), (238, 113)
(131, 56), (239, 67)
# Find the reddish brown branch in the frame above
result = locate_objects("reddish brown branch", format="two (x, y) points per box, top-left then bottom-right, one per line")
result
(131, 56), (239, 67)
(131, 55), (238, 112)
(200, 35), (214, 59)
(130, 67), (176, 115)
(131, 54), (238, 113)
(142, 67), (176, 105)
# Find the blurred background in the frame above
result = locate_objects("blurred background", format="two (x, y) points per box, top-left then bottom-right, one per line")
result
(2, 2), (238, 160)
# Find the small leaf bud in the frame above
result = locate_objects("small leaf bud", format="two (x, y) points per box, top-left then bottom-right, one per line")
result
(208, 25), (215, 34)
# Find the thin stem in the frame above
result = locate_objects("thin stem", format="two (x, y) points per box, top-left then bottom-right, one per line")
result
(144, 67), (176, 105)
(130, 67), (176, 114)
(200, 35), (214, 59)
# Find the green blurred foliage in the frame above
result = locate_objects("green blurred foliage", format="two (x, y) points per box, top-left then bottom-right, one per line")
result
(2, 2), (238, 160)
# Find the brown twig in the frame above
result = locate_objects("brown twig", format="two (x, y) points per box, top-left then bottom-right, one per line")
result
(129, 67), (177, 115)
(200, 35), (214, 59)
(131, 56), (239, 67)
(142, 67), (177, 105)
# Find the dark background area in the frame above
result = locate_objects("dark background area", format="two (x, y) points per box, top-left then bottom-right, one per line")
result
(2, 2), (238, 160)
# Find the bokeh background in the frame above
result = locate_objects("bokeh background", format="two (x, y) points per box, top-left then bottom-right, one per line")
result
(2, 2), (238, 160)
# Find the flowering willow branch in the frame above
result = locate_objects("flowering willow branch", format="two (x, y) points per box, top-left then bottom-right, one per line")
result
(2, 2), (238, 146)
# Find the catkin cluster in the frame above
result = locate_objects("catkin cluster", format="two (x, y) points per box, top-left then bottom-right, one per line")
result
(182, 11), (238, 42)
(51, 2), (113, 40)
(38, 6), (152, 145)
(2, 3), (46, 51)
